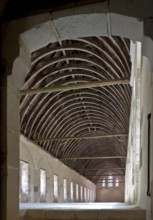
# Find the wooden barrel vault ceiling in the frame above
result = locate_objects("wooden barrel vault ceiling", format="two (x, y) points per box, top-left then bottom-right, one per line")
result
(20, 36), (131, 184)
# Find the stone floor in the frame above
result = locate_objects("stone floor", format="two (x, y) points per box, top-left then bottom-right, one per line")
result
(20, 202), (140, 210)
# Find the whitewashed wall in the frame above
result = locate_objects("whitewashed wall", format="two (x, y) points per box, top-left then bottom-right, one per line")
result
(20, 135), (95, 203)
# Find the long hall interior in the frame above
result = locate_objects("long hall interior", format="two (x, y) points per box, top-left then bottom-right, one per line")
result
(0, 1), (153, 220)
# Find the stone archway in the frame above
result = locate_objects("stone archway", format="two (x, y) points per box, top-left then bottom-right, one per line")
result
(1, 2), (153, 220)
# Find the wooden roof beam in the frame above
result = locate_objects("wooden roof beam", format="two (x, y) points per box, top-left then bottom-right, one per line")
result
(80, 167), (125, 170)
(85, 174), (124, 176)
(20, 78), (130, 95)
(34, 133), (128, 142)
(60, 156), (126, 160)
(96, 180), (125, 183)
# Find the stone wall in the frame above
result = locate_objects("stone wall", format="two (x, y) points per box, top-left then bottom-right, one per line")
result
(96, 182), (124, 202)
(125, 55), (153, 220)
(1, 1), (153, 220)
(138, 57), (153, 220)
(20, 135), (95, 203)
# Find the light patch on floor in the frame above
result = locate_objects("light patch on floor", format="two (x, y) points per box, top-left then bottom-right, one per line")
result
(20, 202), (140, 210)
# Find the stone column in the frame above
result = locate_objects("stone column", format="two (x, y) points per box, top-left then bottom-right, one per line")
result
(0, 73), (7, 220)
(7, 75), (20, 219)
(0, 73), (20, 220)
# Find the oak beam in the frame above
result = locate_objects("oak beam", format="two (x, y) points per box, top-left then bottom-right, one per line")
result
(34, 133), (128, 142)
(80, 168), (125, 170)
(20, 78), (129, 95)
(85, 174), (124, 176)
(60, 156), (126, 160)
(96, 180), (125, 183)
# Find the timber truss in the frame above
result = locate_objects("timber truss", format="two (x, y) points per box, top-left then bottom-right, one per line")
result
(20, 36), (131, 183)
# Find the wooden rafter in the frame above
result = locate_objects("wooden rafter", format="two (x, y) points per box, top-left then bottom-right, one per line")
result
(34, 133), (128, 142)
(80, 167), (125, 170)
(60, 156), (126, 160)
(20, 36), (131, 176)
(96, 179), (125, 183)
(20, 78), (129, 95)
(85, 174), (124, 176)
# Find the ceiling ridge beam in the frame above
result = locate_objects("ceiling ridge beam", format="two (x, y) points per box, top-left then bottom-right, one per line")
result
(34, 133), (128, 142)
(20, 78), (130, 95)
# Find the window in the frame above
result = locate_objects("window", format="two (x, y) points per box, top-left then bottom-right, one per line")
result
(102, 179), (106, 187)
(76, 184), (79, 201)
(108, 175), (113, 187)
(20, 161), (29, 196)
(80, 185), (83, 201)
(54, 174), (58, 201)
(70, 182), (73, 201)
(63, 178), (67, 201)
(115, 178), (119, 187)
(40, 169), (46, 196)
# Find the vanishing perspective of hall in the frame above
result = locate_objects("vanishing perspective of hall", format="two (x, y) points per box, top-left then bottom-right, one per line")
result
(0, 0), (153, 220)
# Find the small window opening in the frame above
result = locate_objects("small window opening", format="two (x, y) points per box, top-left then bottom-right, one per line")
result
(76, 184), (79, 201)
(108, 175), (113, 187)
(115, 178), (119, 187)
(54, 174), (58, 201)
(20, 161), (29, 196)
(102, 179), (106, 187)
(63, 178), (67, 201)
(40, 169), (46, 197)
(70, 182), (73, 201)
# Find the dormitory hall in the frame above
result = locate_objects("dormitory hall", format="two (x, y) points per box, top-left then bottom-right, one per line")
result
(0, 0), (153, 220)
